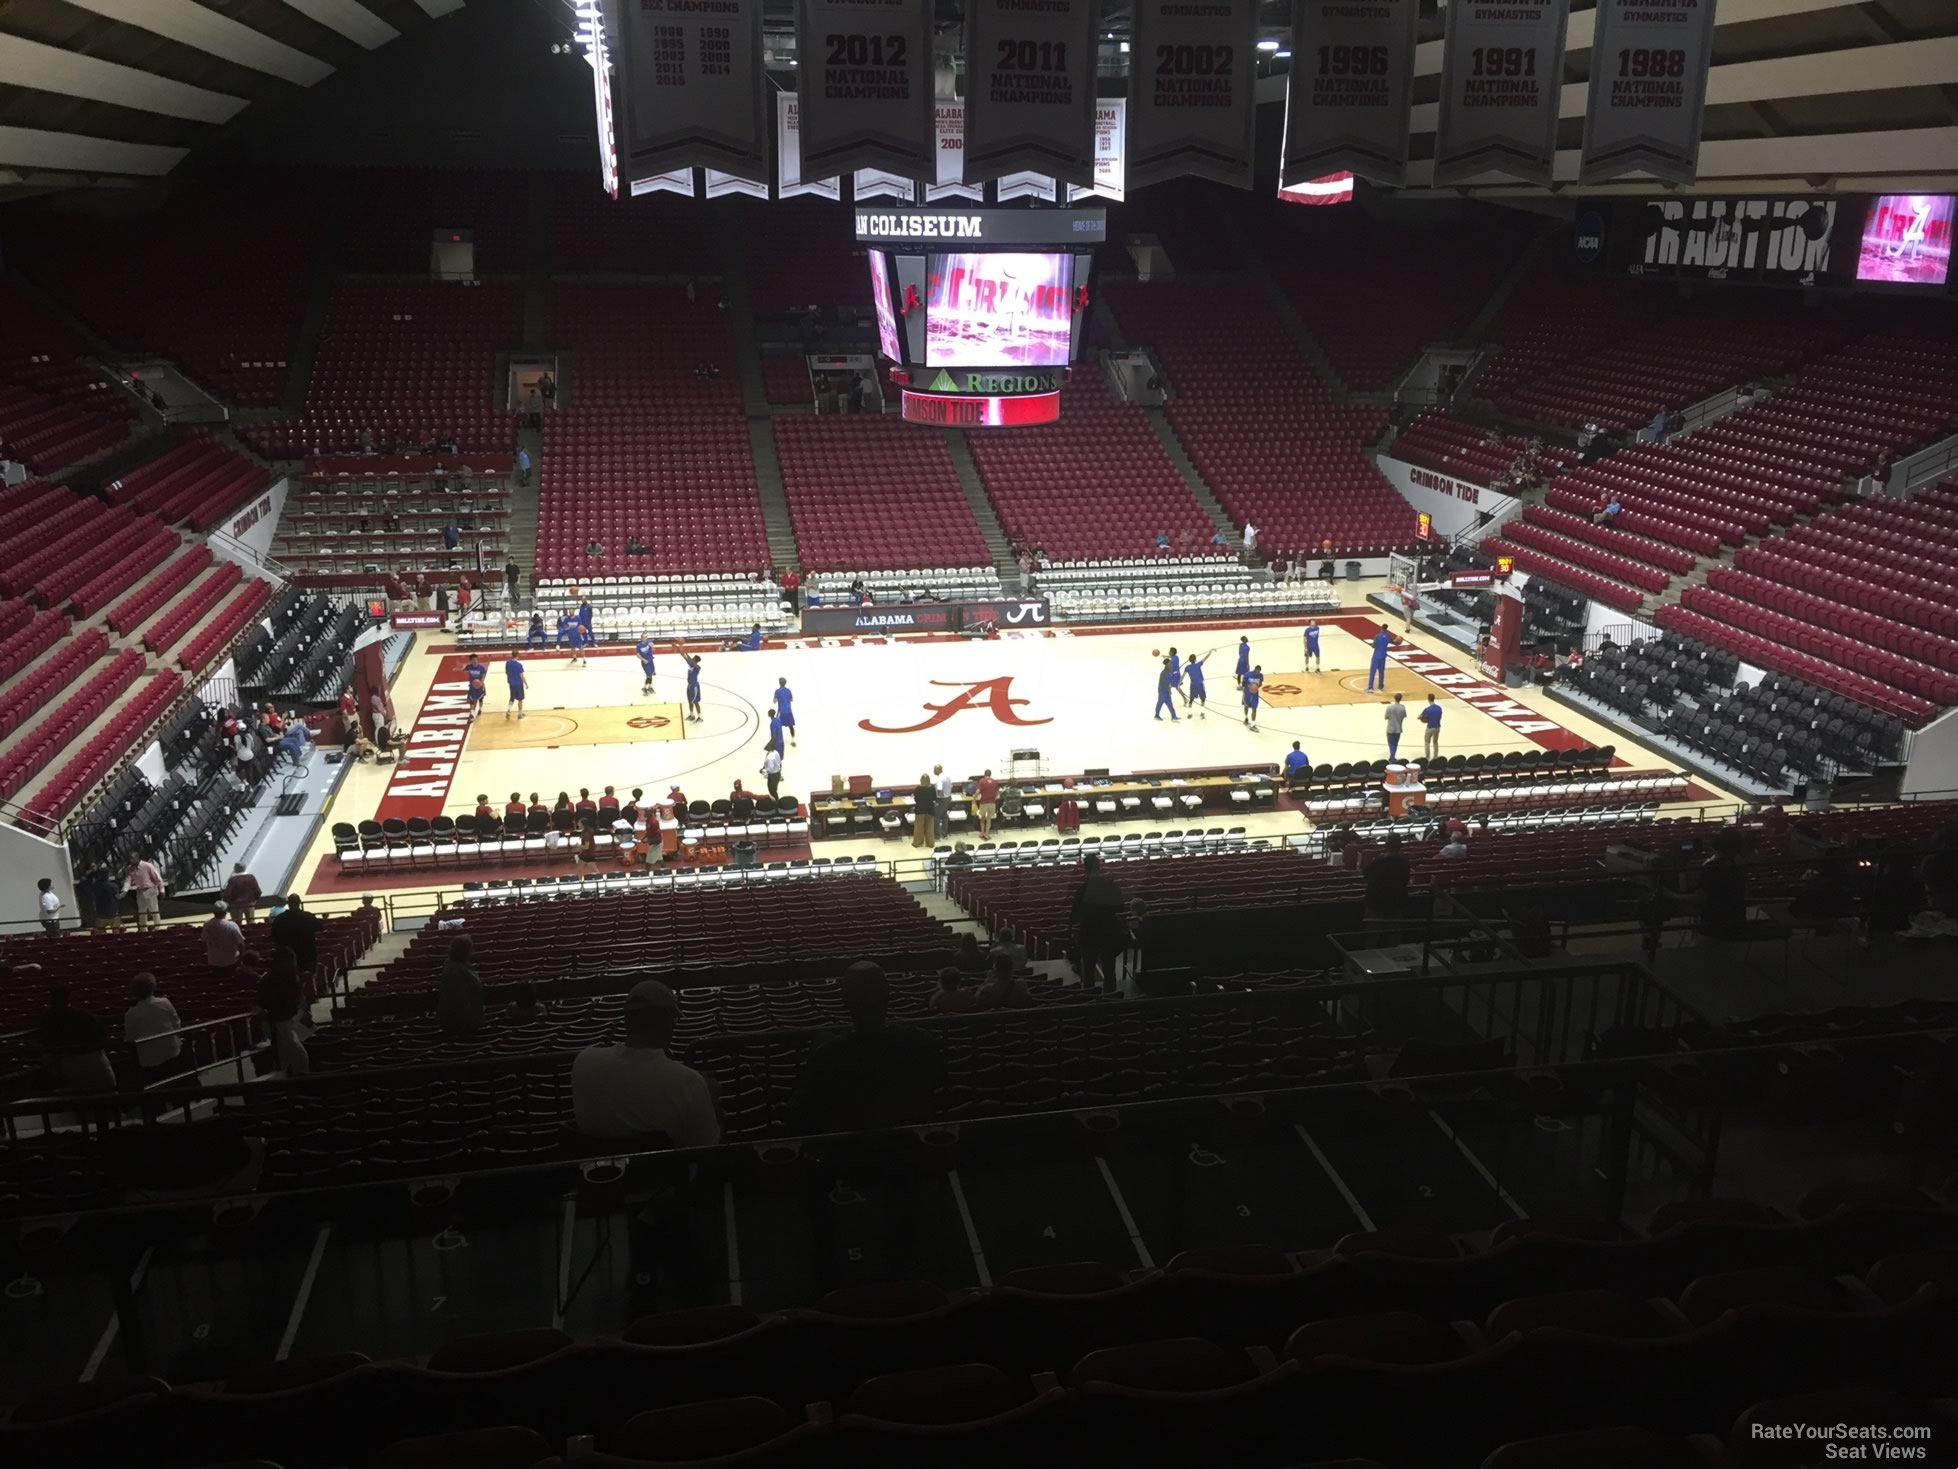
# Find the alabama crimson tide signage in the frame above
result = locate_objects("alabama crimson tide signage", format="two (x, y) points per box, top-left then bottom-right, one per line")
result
(1126, 0), (1259, 190)
(792, 0), (935, 181)
(1283, 0), (1422, 189)
(1580, 0), (1717, 186)
(962, 0), (1100, 187)
(604, 0), (769, 186)
(1434, 0), (1571, 186)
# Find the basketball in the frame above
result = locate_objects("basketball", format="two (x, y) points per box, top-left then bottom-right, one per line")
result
(1152, 649), (1161, 657)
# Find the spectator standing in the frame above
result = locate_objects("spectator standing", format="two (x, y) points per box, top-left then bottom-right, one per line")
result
(911, 773), (936, 848)
(204, 902), (245, 973)
(934, 764), (953, 842)
(1070, 854), (1130, 993)
(437, 936), (485, 1034)
(84, 863), (121, 931)
(516, 446), (531, 486)
(1419, 696), (1443, 762)
(505, 557), (522, 608)
(1384, 694), (1408, 761)
(761, 746), (784, 800)
(124, 973), (183, 1083)
(36, 877), (62, 934)
(975, 769), (1000, 839)
(222, 864), (262, 923)
(571, 981), (722, 1144)
(270, 894), (323, 979)
(256, 947), (311, 1076)
(41, 987), (114, 1092)
(124, 853), (164, 930)
(1363, 835), (1411, 939)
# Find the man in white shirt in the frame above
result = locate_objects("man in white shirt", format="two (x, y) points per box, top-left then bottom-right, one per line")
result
(571, 981), (722, 1146)
(761, 746), (784, 800)
(124, 973), (183, 1077)
(204, 902), (245, 972)
(36, 878), (62, 934)
(934, 763), (953, 842)
(1242, 521), (1258, 557)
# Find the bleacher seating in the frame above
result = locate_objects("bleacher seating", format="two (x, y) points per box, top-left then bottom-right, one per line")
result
(1389, 413), (1576, 488)
(338, 169), (529, 274)
(0, 628), (102, 741)
(0, 649), (143, 804)
(0, 282), (135, 472)
(1472, 254), (1673, 400)
(106, 547), (214, 637)
(0, 492), (118, 598)
(775, 417), (992, 571)
(965, 371), (1215, 559)
(1476, 537), (1650, 612)
(21, 669), (185, 831)
(32, 516), (178, 614)
(537, 284), (768, 576)
(0, 608), (71, 685)
(106, 433), (271, 531)
(177, 578), (273, 674)
(761, 356), (812, 404)
(1107, 280), (1413, 557)
(139, 561), (243, 657)
(239, 280), (521, 459)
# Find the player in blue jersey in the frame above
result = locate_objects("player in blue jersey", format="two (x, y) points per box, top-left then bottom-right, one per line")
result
(1366, 623), (1392, 691)
(577, 598), (595, 642)
(1241, 664), (1264, 731)
(636, 634), (657, 693)
(735, 624), (763, 652)
(1304, 619), (1322, 673)
(1234, 634), (1251, 689)
(555, 612), (574, 650)
(1184, 651), (1209, 719)
(1153, 656), (1180, 722)
(526, 611), (546, 649)
(684, 655), (703, 723)
(1166, 646), (1190, 708)
(773, 677), (797, 747)
(504, 650), (527, 720)
(463, 655), (487, 721)
(565, 617), (589, 668)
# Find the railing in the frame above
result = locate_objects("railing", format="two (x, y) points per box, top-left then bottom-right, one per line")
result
(1885, 430), (1958, 498)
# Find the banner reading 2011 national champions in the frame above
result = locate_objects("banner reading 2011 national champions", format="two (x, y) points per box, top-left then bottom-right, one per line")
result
(604, 0), (769, 185)
(1126, 0), (1260, 190)
(1283, 0), (1421, 189)
(1581, 0), (1718, 186)
(792, 0), (935, 180)
(962, 0), (1101, 187)
(1434, 0), (1570, 186)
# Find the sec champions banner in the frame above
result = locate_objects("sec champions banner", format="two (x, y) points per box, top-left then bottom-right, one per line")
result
(1283, 0), (1421, 189)
(1580, 0), (1717, 186)
(963, 0), (1100, 188)
(1434, 0), (1570, 186)
(1126, 0), (1259, 190)
(792, 0), (935, 180)
(605, 0), (768, 185)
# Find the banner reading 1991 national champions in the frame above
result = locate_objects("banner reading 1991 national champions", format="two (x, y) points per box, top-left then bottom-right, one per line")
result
(604, 0), (769, 186)
(1283, 0), (1421, 189)
(962, 0), (1101, 187)
(1434, 0), (1570, 186)
(792, 0), (935, 180)
(1580, 0), (1718, 186)
(1126, 0), (1260, 191)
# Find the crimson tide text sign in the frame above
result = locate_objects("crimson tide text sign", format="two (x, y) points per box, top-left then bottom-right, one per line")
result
(1580, 0), (1717, 186)
(1126, 0), (1261, 191)
(606, 0), (769, 186)
(1283, 0), (1422, 189)
(1434, 0), (1570, 186)
(962, 0), (1100, 187)
(792, 0), (936, 180)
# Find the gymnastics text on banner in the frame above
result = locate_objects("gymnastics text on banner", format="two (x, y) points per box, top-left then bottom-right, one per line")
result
(1283, 0), (1421, 189)
(1066, 100), (1126, 203)
(1125, 0), (1259, 190)
(962, 0), (1100, 187)
(1579, 0), (1717, 187)
(792, 0), (935, 180)
(776, 94), (842, 199)
(603, 0), (768, 185)
(1433, 0), (1570, 186)
(925, 101), (985, 201)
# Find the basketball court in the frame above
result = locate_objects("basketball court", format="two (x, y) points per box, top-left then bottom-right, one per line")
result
(301, 598), (1731, 893)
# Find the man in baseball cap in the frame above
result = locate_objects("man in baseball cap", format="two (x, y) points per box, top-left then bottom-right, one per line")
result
(570, 980), (721, 1145)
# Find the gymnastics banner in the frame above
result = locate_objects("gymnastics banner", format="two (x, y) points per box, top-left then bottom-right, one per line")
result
(1282, 0), (1422, 188)
(605, 0), (769, 186)
(962, 0), (1101, 187)
(1126, 0), (1260, 190)
(1434, 0), (1570, 186)
(792, 0), (936, 180)
(1580, 0), (1717, 186)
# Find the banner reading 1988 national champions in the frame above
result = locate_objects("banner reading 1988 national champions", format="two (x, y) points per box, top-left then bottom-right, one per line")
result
(962, 0), (1101, 188)
(1434, 0), (1570, 186)
(604, 0), (769, 186)
(1126, 0), (1260, 191)
(792, 0), (935, 181)
(1283, 0), (1421, 189)
(1580, 0), (1717, 186)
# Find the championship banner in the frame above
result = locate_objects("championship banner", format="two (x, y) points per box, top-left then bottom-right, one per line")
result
(1433, 0), (1570, 186)
(925, 102), (985, 202)
(776, 95), (841, 199)
(631, 170), (696, 198)
(705, 171), (769, 199)
(1066, 99), (1125, 203)
(1126, 0), (1259, 190)
(1282, 0), (1421, 188)
(854, 169), (916, 202)
(605, 0), (768, 185)
(792, 0), (935, 180)
(1580, 0), (1717, 186)
(962, 0), (1100, 187)
(997, 172), (1058, 203)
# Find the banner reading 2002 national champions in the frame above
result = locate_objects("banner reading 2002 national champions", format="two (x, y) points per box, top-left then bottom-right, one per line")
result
(1434, 0), (1570, 186)
(1126, 0), (1260, 190)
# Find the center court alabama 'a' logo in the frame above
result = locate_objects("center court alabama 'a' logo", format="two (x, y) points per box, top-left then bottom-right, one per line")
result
(859, 677), (1052, 735)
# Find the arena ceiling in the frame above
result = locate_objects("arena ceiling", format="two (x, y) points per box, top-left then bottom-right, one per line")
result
(0, 0), (1954, 199)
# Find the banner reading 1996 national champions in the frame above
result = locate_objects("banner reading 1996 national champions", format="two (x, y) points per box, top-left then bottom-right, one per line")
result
(792, 0), (936, 180)
(1580, 0), (1718, 186)
(1283, 0), (1421, 189)
(604, 0), (769, 185)
(1434, 0), (1571, 186)
(1126, 0), (1260, 191)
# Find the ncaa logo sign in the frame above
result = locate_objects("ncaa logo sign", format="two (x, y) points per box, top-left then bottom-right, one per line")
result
(1574, 211), (1605, 263)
